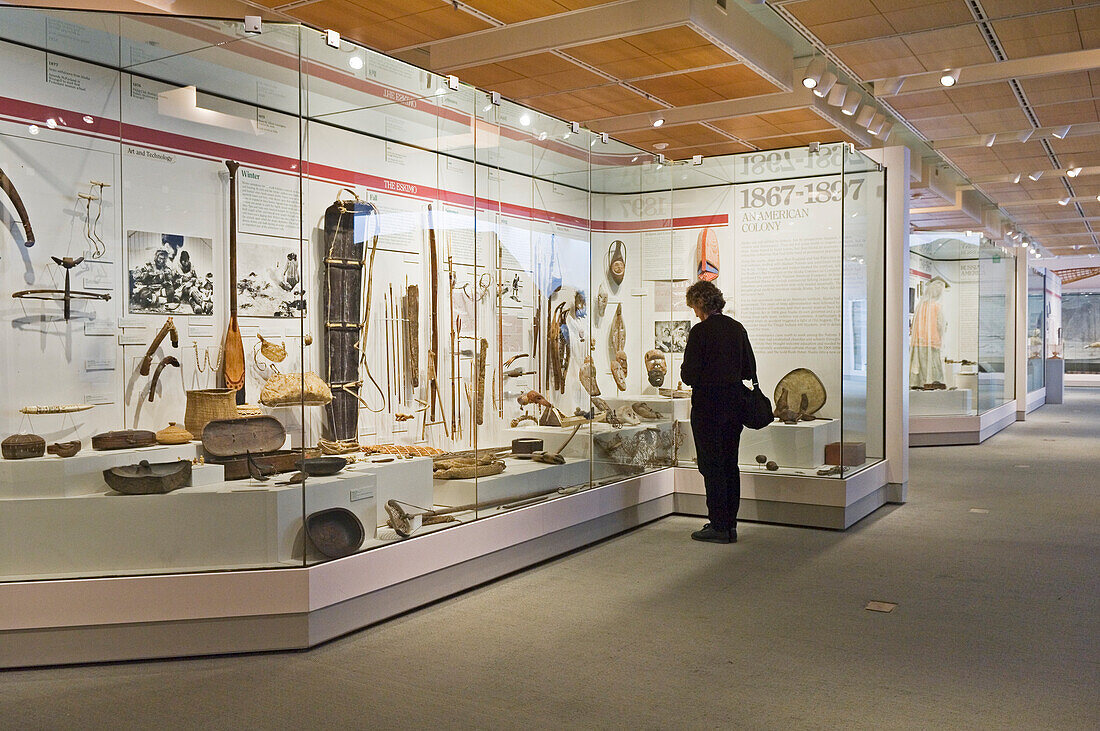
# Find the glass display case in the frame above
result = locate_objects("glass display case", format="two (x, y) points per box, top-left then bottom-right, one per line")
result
(1026, 266), (1046, 393)
(0, 8), (889, 588)
(907, 232), (1016, 418)
(1063, 290), (1100, 375)
(659, 145), (887, 479)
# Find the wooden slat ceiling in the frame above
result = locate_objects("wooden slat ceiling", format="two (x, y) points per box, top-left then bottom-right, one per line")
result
(141, 0), (1100, 255)
(776, 0), (1100, 255)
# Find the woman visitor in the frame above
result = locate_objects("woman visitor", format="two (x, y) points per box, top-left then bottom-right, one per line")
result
(680, 281), (758, 544)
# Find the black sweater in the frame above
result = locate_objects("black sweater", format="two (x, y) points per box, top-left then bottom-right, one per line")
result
(680, 313), (757, 415)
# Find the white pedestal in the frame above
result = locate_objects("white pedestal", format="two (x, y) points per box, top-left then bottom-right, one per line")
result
(345, 456), (433, 528)
(0, 442), (207, 498)
(677, 418), (841, 470)
(910, 388), (973, 416)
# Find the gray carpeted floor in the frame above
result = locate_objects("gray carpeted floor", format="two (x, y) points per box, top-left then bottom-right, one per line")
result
(2, 390), (1097, 730)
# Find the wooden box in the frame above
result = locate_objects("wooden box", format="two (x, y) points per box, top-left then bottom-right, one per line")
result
(824, 441), (865, 467)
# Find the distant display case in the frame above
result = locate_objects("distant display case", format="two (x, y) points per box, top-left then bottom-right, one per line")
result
(1027, 266), (1047, 393)
(0, 8), (893, 661)
(907, 233), (1016, 426)
(1062, 290), (1100, 375)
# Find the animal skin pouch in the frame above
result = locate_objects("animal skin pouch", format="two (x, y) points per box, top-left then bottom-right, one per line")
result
(697, 227), (719, 281)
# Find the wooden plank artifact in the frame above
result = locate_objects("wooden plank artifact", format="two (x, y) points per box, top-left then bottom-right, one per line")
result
(322, 190), (379, 444)
(201, 415), (286, 457)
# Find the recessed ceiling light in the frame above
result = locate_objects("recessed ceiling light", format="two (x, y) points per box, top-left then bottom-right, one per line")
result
(802, 57), (827, 89)
(939, 69), (960, 87)
(652, 117), (665, 128)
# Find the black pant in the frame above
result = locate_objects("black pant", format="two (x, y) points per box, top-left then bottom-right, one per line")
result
(691, 411), (743, 532)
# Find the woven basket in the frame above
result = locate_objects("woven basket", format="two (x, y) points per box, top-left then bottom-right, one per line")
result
(184, 389), (239, 437)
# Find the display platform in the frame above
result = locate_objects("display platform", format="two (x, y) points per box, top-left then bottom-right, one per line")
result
(675, 417), (842, 473)
(0, 442), (210, 498)
(909, 389), (974, 417)
(910, 399), (1016, 446)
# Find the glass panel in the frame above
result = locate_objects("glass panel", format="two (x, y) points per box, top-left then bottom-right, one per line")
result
(841, 147), (885, 474)
(1063, 290), (1100, 373)
(908, 231), (980, 416)
(977, 240), (1015, 410)
(1027, 266), (1046, 392)
(589, 144), (676, 483)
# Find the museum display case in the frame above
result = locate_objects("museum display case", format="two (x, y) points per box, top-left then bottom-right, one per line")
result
(1026, 266), (1046, 394)
(652, 145), (887, 480)
(0, 6), (891, 611)
(1063, 290), (1100, 376)
(907, 233), (1016, 420)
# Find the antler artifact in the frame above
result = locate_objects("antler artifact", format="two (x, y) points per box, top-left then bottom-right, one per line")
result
(148, 355), (181, 402)
(0, 165), (35, 246)
(140, 318), (178, 376)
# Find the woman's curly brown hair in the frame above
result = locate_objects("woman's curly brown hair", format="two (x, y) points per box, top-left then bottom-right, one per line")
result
(685, 280), (725, 315)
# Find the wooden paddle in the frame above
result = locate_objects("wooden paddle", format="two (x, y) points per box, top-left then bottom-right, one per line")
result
(223, 160), (245, 404)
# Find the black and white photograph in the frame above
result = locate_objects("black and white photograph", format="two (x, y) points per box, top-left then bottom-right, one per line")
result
(127, 231), (214, 315)
(654, 319), (690, 353)
(236, 235), (306, 318)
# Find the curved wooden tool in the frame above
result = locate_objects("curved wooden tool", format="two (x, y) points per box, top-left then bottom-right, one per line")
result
(0, 165), (35, 246)
(223, 160), (246, 404)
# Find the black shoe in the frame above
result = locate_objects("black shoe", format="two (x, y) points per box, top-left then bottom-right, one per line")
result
(691, 524), (734, 544)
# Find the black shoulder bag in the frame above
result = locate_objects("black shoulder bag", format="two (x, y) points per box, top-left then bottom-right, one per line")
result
(739, 375), (774, 430)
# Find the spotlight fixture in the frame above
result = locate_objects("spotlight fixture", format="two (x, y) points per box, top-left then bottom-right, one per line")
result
(1028, 170), (1043, 181)
(1017, 129), (1034, 143)
(1051, 125), (1071, 139)
(1067, 167), (1082, 178)
(652, 117), (665, 128)
(855, 106), (876, 128)
(1058, 196), (1071, 206)
(983, 133), (996, 147)
(876, 121), (894, 140)
(841, 94), (861, 116)
(1096, 194), (1100, 202)
(826, 83), (848, 107)
(813, 72), (837, 98)
(802, 57), (827, 89)
(939, 69), (960, 87)
(1012, 174), (1022, 184)
(867, 113), (886, 135)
